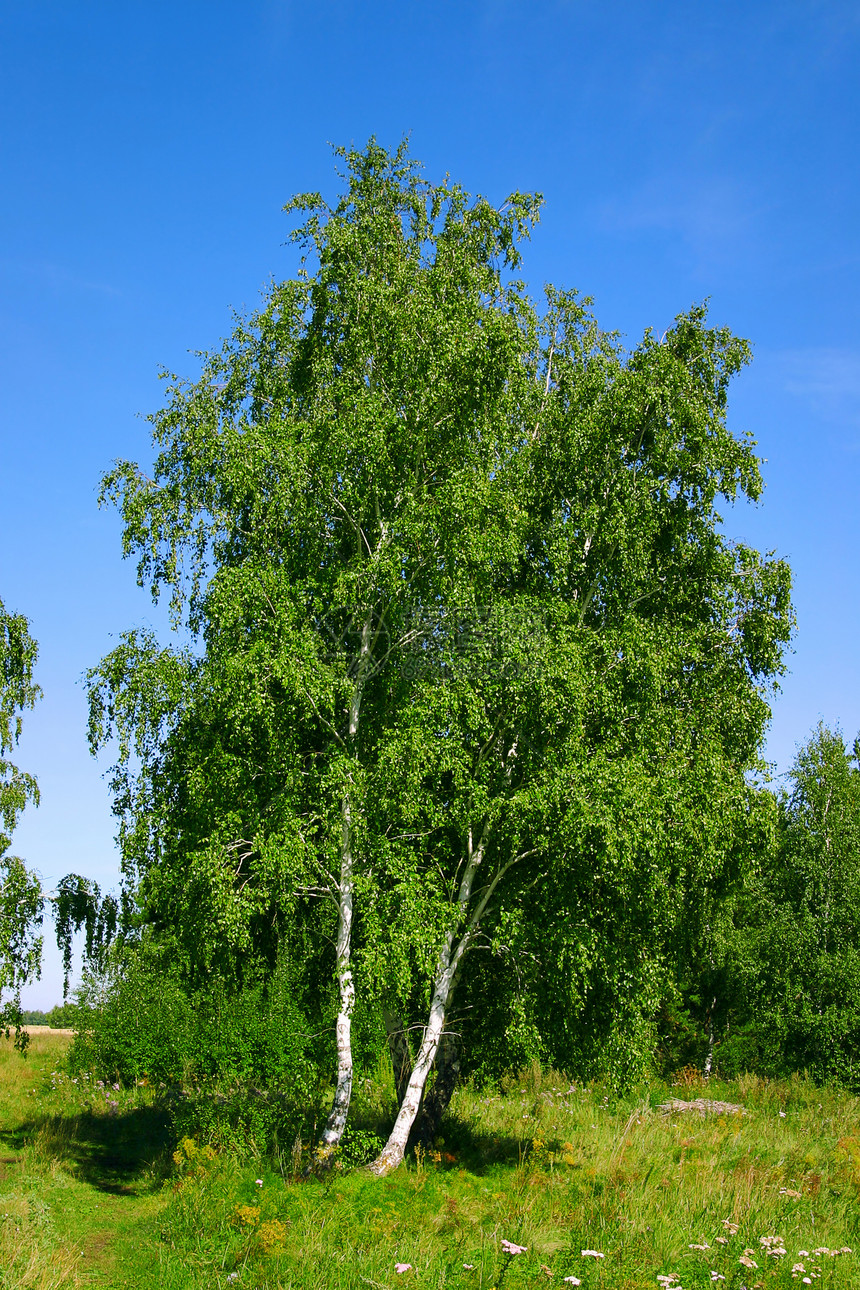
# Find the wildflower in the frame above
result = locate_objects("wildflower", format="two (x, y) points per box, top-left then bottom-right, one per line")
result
(722, 1220), (739, 1236)
(395, 1264), (412, 1274)
(226, 1276), (239, 1284)
(501, 1240), (527, 1255)
(656, 1277), (679, 1285)
(710, 1275), (725, 1283)
(798, 1251), (810, 1258)
(463, 1265), (475, 1271)
(780, 1187), (802, 1198)
(739, 1255), (758, 1269)
(112, 1082), (120, 1091)
(715, 1237), (729, 1245)
(792, 1265), (807, 1274)
(563, 1278), (581, 1286)
(689, 1243), (710, 1251)
(255, 1179), (263, 1187)
(779, 1111), (786, 1117)
(581, 1250), (604, 1258)
(841, 1247), (853, 1254)
(802, 1280), (812, 1285)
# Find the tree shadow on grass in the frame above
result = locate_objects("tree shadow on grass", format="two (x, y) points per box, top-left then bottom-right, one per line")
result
(2, 1105), (171, 1195)
(432, 1111), (529, 1175)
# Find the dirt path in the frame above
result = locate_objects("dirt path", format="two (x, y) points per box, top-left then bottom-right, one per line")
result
(0, 1032), (169, 1289)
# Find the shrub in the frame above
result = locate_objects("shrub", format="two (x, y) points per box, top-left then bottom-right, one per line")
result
(68, 940), (321, 1101)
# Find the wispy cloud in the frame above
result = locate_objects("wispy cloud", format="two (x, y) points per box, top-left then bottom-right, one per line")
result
(0, 258), (121, 298)
(595, 174), (767, 275)
(776, 348), (860, 431)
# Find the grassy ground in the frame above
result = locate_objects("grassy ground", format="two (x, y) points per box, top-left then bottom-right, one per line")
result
(2, 1038), (860, 1290)
(0, 1031), (166, 1288)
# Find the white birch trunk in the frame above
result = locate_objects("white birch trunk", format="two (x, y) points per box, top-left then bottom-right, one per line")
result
(368, 824), (496, 1176)
(368, 934), (458, 1174)
(315, 612), (375, 1160)
(317, 793), (355, 1158)
(703, 995), (716, 1081)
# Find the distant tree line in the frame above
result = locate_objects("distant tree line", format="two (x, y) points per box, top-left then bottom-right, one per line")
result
(18, 1004), (78, 1028)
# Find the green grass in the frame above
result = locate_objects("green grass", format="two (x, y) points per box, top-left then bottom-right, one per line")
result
(0, 1032), (167, 1288)
(3, 1038), (860, 1289)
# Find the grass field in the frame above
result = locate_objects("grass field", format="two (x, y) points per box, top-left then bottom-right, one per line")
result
(2, 1034), (860, 1290)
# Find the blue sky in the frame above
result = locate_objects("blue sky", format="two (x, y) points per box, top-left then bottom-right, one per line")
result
(2, 0), (858, 1006)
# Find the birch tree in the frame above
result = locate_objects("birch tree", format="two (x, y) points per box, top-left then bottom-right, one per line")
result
(365, 299), (793, 1172)
(0, 597), (43, 1038)
(725, 724), (860, 1085)
(90, 139), (542, 1152)
(90, 141), (793, 1170)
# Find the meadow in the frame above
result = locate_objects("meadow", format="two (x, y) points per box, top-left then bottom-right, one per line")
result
(2, 1032), (860, 1290)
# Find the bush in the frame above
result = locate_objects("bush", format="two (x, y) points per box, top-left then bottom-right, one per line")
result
(70, 947), (194, 1084)
(170, 1086), (309, 1155)
(68, 941), (321, 1102)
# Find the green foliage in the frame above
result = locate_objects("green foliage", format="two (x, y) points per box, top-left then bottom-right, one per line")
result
(54, 872), (120, 996)
(19, 1007), (50, 1024)
(70, 947), (194, 1084)
(725, 724), (860, 1087)
(170, 1086), (310, 1157)
(336, 1124), (386, 1168)
(0, 595), (41, 855)
(69, 941), (321, 1101)
(16, 1004), (78, 1027)
(46, 1001), (78, 1027)
(86, 138), (795, 1121)
(0, 595), (43, 1038)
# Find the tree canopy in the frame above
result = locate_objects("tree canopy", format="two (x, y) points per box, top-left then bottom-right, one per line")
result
(88, 139), (794, 1169)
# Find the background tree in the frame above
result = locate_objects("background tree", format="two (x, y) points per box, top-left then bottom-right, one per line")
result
(0, 596), (43, 1038)
(722, 724), (860, 1086)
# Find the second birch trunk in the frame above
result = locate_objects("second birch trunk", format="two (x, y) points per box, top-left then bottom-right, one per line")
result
(369, 824), (498, 1175)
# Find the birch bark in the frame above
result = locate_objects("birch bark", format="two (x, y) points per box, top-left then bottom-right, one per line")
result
(367, 933), (459, 1174)
(316, 794), (356, 1159)
(369, 825), (506, 1175)
(413, 1023), (461, 1150)
(315, 612), (377, 1159)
